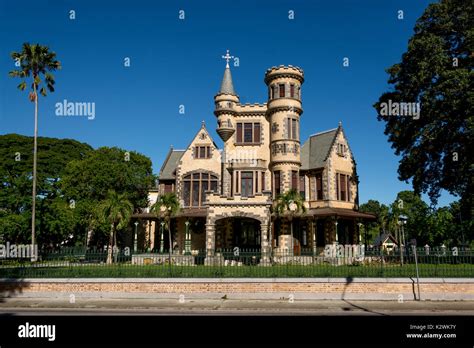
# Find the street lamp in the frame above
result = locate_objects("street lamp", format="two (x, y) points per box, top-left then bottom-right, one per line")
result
(334, 221), (339, 244)
(398, 215), (408, 265)
(134, 221), (139, 253)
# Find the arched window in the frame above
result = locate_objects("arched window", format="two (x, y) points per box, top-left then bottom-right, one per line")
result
(183, 172), (218, 207)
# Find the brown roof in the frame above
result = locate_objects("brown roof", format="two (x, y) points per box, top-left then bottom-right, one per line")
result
(132, 208), (207, 219)
(306, 207), (376, 219)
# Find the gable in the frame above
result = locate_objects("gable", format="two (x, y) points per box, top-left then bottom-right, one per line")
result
(177, 123), (222, 177)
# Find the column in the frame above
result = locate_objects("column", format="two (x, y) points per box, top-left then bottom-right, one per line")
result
(205, 222), (216, 256)
(260, 222), (270, 265)
(150, 221), (156, 250)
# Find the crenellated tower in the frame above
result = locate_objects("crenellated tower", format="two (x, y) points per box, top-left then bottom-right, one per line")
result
(265, 65), (304, 195)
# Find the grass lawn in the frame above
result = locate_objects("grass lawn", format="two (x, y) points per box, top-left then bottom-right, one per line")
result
(1, 263), (473, 278)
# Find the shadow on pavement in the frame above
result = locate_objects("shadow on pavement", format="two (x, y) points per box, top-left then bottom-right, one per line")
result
(341, 276), (388, 316)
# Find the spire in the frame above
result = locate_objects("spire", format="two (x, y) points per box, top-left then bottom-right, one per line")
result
(219, 50), (236, 95)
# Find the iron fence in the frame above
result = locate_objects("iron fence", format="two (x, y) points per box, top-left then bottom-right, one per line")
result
(0, 246), (473, 278)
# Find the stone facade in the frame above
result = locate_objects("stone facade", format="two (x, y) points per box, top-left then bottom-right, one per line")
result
(143, 62), (374, 256)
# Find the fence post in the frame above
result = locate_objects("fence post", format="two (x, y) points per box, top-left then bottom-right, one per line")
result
(412, 245), (421, 301)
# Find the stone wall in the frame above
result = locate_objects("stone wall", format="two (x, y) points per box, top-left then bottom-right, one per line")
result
(2, 278), (473, 301)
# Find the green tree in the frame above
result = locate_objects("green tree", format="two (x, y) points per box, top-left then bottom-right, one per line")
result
(274, 189), (306, 252)
(374, 0), (473, 223)
(359, 200), (391, 243)
(96, 190), (133, 264)
(151, 193), (180, 264)
(390, 191), (431, 246)
(61, 147), (154, 209)
(9, 44), (61, 254)
(0, 134), (91, 245)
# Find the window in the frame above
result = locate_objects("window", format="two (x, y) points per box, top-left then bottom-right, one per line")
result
(336, 173), (351, 202)
(274, 171), (281, 196)
(279, 84), (285, 97)
(195, 146), (211, 159)
(299, 175), (305, 200)
(287, 117), (299, 140)
(310, 173), (323, 200)
(337, 143), (347, 156)
(292, 119), (297, 140)
(291, 171), (298, 190)
(261, 172), (265, 191)
(316, 173), (323, 200)
(241, 172), (253, 197)
(164, 183), (173, 193)
(183, 172), (219, 207)
(244, 123), (253, 143)
(236, 122), (261, 144)
(290, 84), (295, 98)
(255, 172), (259, 193)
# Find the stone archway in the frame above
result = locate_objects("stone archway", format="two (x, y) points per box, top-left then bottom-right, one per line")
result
(215, 216), (262, 250)
(205, 207), (271, 263)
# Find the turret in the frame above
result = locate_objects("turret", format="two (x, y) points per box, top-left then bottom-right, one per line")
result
(265, 65), (304, 195)
(214, 50), (239, 142)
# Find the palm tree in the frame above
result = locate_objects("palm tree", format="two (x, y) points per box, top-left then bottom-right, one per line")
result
(150, 193), (180, 265)
(9, 43), (61, 259)
(274, 189), (307, 254)
(97, 190), (133, 264)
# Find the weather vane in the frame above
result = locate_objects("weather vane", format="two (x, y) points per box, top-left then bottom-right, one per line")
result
(222, 49), (234, 68)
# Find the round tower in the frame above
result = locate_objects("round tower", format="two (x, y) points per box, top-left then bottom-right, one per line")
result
(265, 65), (304, 194)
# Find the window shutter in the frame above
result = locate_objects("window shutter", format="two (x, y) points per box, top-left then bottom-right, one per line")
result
(237, 123), (242, 143)
(254, 123), (261, 143)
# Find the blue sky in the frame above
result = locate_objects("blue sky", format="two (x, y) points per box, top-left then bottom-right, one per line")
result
(0, 0), (455, 207)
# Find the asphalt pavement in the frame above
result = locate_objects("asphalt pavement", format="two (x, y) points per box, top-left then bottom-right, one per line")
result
(1, 297), (474, 315)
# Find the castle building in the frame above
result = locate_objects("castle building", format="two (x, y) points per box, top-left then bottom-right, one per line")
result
(136, 52), (374, 258)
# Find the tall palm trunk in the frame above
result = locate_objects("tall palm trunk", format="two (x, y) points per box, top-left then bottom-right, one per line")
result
(31, 81), (38, 261)
(107, 223), (114, 264)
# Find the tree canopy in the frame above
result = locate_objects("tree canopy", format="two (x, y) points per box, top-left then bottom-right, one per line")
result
(0, 135), (154, 248)
(374, 0), (473, 224)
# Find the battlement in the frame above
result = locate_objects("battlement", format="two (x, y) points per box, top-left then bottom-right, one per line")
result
(264, 65), (304, 84)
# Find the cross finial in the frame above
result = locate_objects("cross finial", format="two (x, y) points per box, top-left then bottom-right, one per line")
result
(222, 49), (234, 68)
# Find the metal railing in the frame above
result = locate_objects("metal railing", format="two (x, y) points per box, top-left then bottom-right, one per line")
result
(0, 246), (472, 278)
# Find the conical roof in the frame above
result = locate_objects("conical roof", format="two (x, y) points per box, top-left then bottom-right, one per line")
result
(219, 66), (236, 95)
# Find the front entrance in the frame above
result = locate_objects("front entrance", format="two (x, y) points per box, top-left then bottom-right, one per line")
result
(215, 217), (261, 250)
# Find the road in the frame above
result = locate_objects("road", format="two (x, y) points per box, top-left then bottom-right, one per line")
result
(1, 298), (474, 315)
